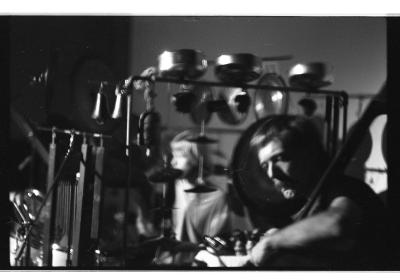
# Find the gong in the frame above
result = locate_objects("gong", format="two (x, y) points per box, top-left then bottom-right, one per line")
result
(254, 73), (289, 119)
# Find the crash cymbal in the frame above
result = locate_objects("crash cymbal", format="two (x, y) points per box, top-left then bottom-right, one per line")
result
(187, 135), (218, 144)
(148, 167), (182, 183)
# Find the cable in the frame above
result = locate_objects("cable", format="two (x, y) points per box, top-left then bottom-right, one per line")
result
(14, 133), (76, 263)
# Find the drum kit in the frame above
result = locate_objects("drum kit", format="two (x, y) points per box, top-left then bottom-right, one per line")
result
(10, 47), (348, 268)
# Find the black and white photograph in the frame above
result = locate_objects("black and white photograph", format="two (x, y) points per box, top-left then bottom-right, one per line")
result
(1, 3), (399, 274)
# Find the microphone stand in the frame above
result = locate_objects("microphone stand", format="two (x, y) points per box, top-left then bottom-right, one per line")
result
(122, 92), (133, 267)
(120, 75), (156, 267)
(118, 75), (136, 267)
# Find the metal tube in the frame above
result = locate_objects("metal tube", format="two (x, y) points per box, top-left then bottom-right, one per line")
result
(122, 93), (133, 267)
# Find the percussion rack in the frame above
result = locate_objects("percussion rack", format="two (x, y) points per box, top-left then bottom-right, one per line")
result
(93, 75), (348, 154)
(92, 75), (348, 99)
(149, 76), (349, 146)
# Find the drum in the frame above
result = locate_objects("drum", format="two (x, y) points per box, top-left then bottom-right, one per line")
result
(158, 49), (208, 80)
(214, 53), (262, 83)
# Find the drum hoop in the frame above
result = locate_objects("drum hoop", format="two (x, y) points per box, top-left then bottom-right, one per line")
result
(230, 116), (273, 214)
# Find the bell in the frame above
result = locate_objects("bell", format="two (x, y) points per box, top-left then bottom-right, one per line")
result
(111, 88), (124, 119)
(91, 82), (110, 125)
(112, 79), (132, 119)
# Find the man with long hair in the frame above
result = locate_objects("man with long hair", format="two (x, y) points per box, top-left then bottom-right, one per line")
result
(247, 115), (387, 269)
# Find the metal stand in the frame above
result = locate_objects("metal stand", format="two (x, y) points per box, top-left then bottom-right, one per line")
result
(90, 137), (105, 256)
(65, 174), (77, 267)
(71, 136), (94, 266)
(42, 129), (57, 266)
(122, 93), (133, 267)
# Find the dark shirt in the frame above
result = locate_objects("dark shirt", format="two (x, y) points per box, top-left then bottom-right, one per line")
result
(290, 175), (389, 269)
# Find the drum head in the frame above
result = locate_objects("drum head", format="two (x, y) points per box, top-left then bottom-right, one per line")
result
(230, 117), (302, 224)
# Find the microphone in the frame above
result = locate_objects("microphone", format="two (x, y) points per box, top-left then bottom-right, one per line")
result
(138, 84), (162, 160)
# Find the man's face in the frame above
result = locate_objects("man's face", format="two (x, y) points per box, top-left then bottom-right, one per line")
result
(257, 138), (315, 200)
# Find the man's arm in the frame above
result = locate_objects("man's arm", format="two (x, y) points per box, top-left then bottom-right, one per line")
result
(249, 196), (362, 266)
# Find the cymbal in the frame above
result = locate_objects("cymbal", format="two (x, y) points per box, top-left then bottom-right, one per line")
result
(187, 135), (218, 144)
(148, 167), (182, 183)
(184, 183), (217, 193)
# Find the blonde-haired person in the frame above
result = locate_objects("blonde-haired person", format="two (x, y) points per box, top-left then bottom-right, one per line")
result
(170, 130), (252, 244)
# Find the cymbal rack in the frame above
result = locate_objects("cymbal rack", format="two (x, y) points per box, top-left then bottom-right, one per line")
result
(92, 75), (348, 155)
(91, 75), (348, 100)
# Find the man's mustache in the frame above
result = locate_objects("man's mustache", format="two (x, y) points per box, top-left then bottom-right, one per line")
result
(271, 167), (297, 186)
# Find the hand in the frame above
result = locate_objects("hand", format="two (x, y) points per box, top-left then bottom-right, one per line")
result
(264, 227), (279, 236)
(249, 228), (279, 267)
(133, 66), (157, 91)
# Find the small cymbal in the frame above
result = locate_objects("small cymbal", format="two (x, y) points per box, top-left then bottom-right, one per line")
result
(148, 167), (182, 183)
(184, 183), (217, 193)
(187, 135), (218, 144)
